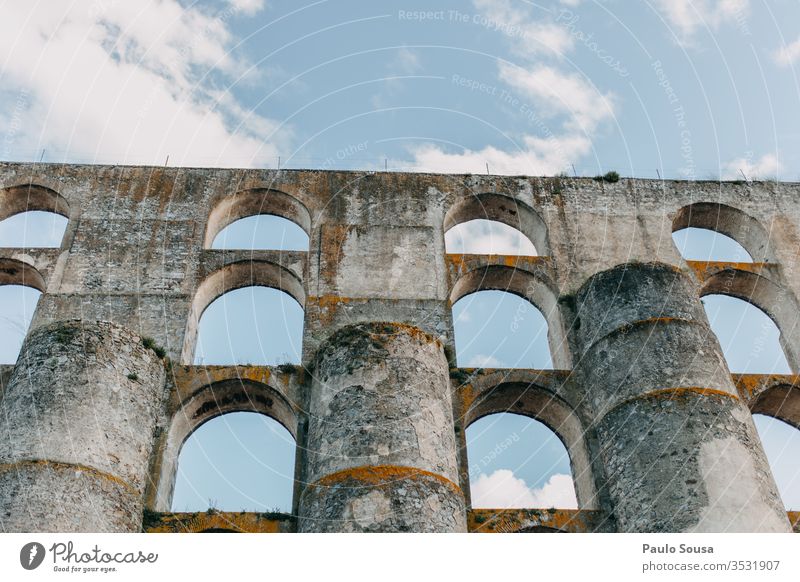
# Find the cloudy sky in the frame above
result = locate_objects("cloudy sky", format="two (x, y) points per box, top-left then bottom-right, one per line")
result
(1, 0), (799, 516)
(1, 0), (799, 178)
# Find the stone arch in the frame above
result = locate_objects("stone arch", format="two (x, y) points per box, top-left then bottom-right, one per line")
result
(181, 260), (306, 364)
(204, 188), (311, 248)
(450, 264), (570, 368)
(517, 525), (564, 533)
(672, 202), (775, 262)
(699, 269), (800, 373)
(153, 378), (298, 511)
(750, 384), (800, 430)
(0, 259), (46, 364)
(0, 183), (70, 222)
(464, 382), (598, 509)
(0, 258), (46, 292)
(445, 193), (549, 256)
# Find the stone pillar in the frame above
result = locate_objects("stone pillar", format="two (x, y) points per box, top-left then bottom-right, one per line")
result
(571, 263), (791, 532)
(0, 320), (166, 532)
(298, 322), (466, 532)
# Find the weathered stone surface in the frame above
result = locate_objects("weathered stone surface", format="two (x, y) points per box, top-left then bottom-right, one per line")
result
(305, 323), (459, 483)
(1, 163), (798, 533)
(572, 263), (792, 532)
(298, 466), (466, 533)
(299, 323), (467, 532)
(0, 320), (166, 532)
(0, 461), (142, 533)
(595, 391), (789, 532)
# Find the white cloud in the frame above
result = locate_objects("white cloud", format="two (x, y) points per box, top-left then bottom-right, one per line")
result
(465, 354), (503, 368)
(0, 1), (286, 166)
(391, 47), (422, 75)
(445, 219), (537, 255)
(722, 153), (779, 180)
(654, 0), (749, 41)
(473, 0), (574, 58)
(403, 0), (614, 175)
(407, 132), (593, 175)
(471, 470), (578, 509)
(498, 62), (615, 133)
(774, 37), (800, 66)
(226, 0), (266, 17)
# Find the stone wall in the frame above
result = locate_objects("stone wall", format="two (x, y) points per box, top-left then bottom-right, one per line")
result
(0, 162), (798, 532)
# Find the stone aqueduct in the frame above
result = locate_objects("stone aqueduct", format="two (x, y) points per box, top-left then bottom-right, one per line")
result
(0, 161), (798, 533)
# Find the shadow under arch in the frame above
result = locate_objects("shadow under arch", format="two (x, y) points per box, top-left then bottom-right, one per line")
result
(517, 525), (565, 533)
(181, 260), (306, 364)
(750, 384), (800, 430)
(0, 257), (46, 292)
(672, 201), (776, 262)
(0, 183), (70, 223)
(450, 263), (570, 369)
(464, 381), (598, 510)
(204, 188), (311, 248)
(445, 192), (550, 257)
(152, 378), (299, 511)
(699, 268), (800, 373)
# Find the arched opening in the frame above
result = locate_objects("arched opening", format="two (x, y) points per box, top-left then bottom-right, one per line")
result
(452, 290), (552, 369)
(0, 210), (68, 248)
(204, 188), (311, 249)
(753, 414), (800, 510)
(445, 219), (537, 255)
(0, 259), (46, 365)
(0, 285), (42, 364)
(171, 412), (296, 513)
(466, 412), (577, 509)
(182, 260), (306, 365)
(672, 202), (774, 262)
(193, 286), (303, 366)
(211, 215), (309, 251)
(445, 193), (549, 256)
(701, 294), (791, 374)
(672, 227), (752, 262)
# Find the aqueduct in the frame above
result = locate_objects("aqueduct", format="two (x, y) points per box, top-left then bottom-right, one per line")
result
(0, 162), (798, 533)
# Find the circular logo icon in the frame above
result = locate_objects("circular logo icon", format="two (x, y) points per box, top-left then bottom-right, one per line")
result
(20, 542), (46, 570)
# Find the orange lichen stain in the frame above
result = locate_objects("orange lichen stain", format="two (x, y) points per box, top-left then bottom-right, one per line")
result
(0, 459), (137, 494)
(732, 373), (800, 401)
(458, 384), (480, 416)
(445, 253), (546, 272)
(145, 511), (291, 533)
(334, 321), (442, 348)
(319, 225), (352, 285)
(308, 295), (352, 325)
(788, 511), (800, 533)
(371, 322), (442, 347)
(686, 260), (768, 282)
(467, 508), (603, 533)
(309, 465), (462, 495)
(174, 365), (274, 400)
(444, 254), (469, 272)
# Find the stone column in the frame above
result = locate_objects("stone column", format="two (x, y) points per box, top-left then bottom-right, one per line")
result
(0, 320), (166, 532)
(571, 263), (791, 532)
(298, 322), (466, 532)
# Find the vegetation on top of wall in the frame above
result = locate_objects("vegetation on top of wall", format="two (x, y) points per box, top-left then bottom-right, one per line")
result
(594, 171), (620, 183)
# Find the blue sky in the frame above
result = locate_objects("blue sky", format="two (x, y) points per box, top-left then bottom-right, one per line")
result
(0, 0), (799, 514)
(1, 0), (799, 178)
